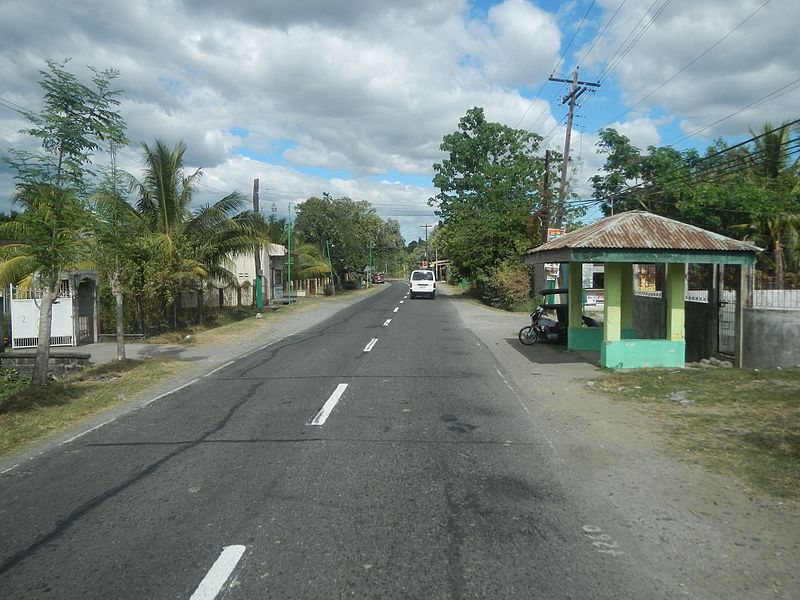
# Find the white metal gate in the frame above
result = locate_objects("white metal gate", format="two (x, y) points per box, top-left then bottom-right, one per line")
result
(717, 267), (737, 356)
(10, 283), (75, 349)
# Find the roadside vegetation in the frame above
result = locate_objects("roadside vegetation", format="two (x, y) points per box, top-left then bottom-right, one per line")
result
(0, 359), (185, 458)
(595, 367), (800, 499)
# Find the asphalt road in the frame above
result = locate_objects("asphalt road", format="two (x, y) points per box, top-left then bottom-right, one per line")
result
(0, 281), (677, 599)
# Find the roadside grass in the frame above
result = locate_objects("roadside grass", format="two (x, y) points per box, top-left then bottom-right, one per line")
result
(0, 358), (186, 459)
(596, 367), (800, 499)
(145, 287), (379, 347)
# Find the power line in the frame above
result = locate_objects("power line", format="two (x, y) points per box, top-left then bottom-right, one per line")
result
(598, 0), (772, 131)
(554, 0), (597, 77)
(516, 1), (597, 131)
(577, 0), (628, 70)
(594, 130), (800, 209)
(597, 0), (672, 83)
(662, 77), (800, 147)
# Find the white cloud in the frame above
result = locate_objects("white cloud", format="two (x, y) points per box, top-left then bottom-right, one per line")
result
(605, 117), (662, 149)
(1, 0), (797, 237)
(582, 0), (800, 138)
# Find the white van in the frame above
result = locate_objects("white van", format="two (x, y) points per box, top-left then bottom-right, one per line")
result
(409, 269), (436, 299)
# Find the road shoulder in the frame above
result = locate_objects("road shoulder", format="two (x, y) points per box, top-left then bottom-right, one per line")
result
(446, 290), (800, 600)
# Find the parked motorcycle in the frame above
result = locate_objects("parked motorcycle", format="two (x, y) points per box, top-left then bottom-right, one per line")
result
(518, 305), (566, 345)
(518, 297), (600, 346)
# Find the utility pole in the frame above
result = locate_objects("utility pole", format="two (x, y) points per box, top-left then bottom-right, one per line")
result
(325, 240), (335, 296)
(541, 149), (551, 242)
(420, 223), (432, 267)
(252, 178), (263, 309)
(548, 67), (600, 228)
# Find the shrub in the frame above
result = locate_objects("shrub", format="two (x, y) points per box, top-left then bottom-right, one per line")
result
(0, 367), (30, 413)
(476, 260), (533, 310)
(343, 280), (358, 290)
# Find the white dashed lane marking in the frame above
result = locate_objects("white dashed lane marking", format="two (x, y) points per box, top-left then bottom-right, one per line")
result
(309, 383), (349, 426)
(190, 545), (246, 600)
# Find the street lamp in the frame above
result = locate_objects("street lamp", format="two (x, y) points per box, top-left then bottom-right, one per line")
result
(286, 203), (294, 305)
(269, 202), (295, 304)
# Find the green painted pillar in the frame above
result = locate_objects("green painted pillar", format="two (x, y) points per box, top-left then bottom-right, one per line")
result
(604, 262), (623, 342)
(621, 264), (633, 330)
(568, 261), (582, 327)
(666, 262), (685, 342)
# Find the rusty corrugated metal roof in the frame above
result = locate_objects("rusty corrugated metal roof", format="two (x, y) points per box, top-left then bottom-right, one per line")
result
(526, 211), (761, 255)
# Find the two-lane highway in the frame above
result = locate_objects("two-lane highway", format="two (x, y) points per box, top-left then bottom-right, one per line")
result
(1, 282), (674, 599)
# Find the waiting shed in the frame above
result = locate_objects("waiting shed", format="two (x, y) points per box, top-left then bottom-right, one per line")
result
(523, 211), (760, 369)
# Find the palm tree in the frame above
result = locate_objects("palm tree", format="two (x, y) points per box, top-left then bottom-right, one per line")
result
(131, 140), (266, 327)
(0, 184), (92, 386)
(744, 122), (800, 286)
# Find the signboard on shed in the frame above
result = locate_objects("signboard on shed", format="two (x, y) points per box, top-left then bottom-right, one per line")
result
(545, 228), (566, 280)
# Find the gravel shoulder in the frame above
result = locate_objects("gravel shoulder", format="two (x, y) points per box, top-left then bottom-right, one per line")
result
(444, 286), (799, 600)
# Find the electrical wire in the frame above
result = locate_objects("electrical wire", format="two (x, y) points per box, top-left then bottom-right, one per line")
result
(662, 78), (800, 147)
(598, 0), (773, 131)
(516, 0), (597, 131)
(577, 0), (628, 70)
(594, 131), (800, 211)
(597, 0), (672, 83)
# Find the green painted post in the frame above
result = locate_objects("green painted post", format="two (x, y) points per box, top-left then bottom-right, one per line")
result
(568, 261), (582, 327)
(621, 264), (633, 331)
(286, 205), (293, 306)
(255, 270), (263, 309)
(666, 262), (685, 342)
(604, 263), (622, 342)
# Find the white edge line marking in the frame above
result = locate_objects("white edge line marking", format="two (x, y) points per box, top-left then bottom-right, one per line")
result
(258, 332), (295, 352)
(382, 318), (392, 327)
(204, 361), (234, 377)
(141, 378), (199, 408)
(494, 367), (529, 413)
(399, 300), (404, 304)
(393, 307), (399, 313)
(190, 545), (246, 600)
(364, 338), (379, 352)
(309, 383), (348, 426)
(1, 464), (19, 475)
(58, 418), (117, 446)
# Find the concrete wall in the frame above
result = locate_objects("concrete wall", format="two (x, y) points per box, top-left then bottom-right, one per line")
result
(632, 296), (715, 363)
(742, 308), (800, 369)
(634, 295), (800, 368)
(0, 351), (91, 378)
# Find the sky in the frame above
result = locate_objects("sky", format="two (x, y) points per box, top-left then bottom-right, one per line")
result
(1, 0), (798, 243)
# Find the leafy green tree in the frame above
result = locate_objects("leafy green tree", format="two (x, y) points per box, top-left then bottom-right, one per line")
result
(0, 60), (125, 386)
(431, 107), (545, 289)
(0, 186), (93, 384)
(4, 59), (125, 195)
(293, 194), (383, 286)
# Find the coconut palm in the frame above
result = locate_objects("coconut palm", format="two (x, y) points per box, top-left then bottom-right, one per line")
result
(742, 122), (800, 286)
(131, 140), (267, 327)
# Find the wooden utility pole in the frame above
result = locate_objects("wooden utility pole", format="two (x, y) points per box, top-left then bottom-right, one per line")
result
(252, 178), (263, 309)
(548, 67), (600, 228)
(420, 223), (432, 267)
(541, 149), (551, 242)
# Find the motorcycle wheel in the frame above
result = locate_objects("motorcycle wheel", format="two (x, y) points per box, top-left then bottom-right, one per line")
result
(518, 325), (537, 345)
